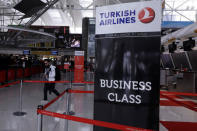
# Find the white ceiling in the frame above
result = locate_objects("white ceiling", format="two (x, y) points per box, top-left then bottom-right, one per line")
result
(163, 0), (197, 21)
(0, 0), (197, 33)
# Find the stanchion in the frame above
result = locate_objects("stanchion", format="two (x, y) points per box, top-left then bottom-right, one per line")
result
(85, 82), (87, 90)
(37, 105), (43, 131)
(63, 80), (75, 129)
(63, 71), (75, 131)
(88, 71), (91, 82)
(64, 70), (68, 85)
(63, 88), (72, 131)
(70, 70), (72, 82)
(13, 80), (27, 116)
(37, 109), (153, 131)
(68, 80), (75, 116)
(64, 88), (70, 131)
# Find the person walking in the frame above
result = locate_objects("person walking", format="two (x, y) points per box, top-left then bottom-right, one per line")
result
(42, 59), (60, 102)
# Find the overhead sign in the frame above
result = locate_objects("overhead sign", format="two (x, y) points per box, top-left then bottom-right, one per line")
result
(74, 55), (84, 82)
(75, 51), (84, 56)
(51, 51), (58, 55)
(31, 51), (51, 55)
(26, 42), (55, 48)
(96, 1), (161, 34)
(23, 50), (30, 55)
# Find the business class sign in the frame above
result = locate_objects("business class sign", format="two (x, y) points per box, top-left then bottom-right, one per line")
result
(94, 1), (161, 131)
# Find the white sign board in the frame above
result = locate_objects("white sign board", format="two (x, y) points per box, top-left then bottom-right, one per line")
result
(96, 1), (161, 34)
(75, 51), (84, 56)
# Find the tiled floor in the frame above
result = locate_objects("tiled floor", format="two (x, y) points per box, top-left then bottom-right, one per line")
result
(0, 74), (197, 131)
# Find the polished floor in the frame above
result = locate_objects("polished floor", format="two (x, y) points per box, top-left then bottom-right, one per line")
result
(0, 73), (197, 131)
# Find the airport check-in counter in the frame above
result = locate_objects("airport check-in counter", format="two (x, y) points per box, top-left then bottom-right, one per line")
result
(161, 53), (177, 88)
(160, 68), (176, 88)
(175, 70), (197, 93)
(161, 51), (197, 93)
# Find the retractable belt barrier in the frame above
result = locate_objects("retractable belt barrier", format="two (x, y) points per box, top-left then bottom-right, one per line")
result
(37, 87), (151, 131)
(68, 89), (94, 94)
(0, 80), (20, 88)
(71, 81), (95, 84)
(1, 78), (150, 130)
(42, 89), (94, 110)
(39, 89), (197, 131)
(43, 90), (67, 110)
(160, 91), (197, 97)
(23, 80), (94, 84)
(37, 109), (152, 131)
(160, 93), (197, 112)
(160, 91), (197, 112)
(23, 80), (70, 83)
(3, 79), (196, 130)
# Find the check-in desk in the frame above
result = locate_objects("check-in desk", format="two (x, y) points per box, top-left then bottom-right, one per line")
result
(160, 50), (197, 94)
(176, 71), (197, 93)
(160, 69), (197, 93)
(160, 68), (176, 88)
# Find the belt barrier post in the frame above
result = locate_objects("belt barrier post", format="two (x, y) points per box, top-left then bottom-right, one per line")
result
(65, 70), (67, 82)
(64, 79), (75, 131)
(68, 80), (75, 116)
(69, 69), (71, 82)
(85, 71), (87, 81)
(64, 89), (70, 131)
(64, 70), (75, 131)
(85, 71), (86, 81)
(91, 71), (94, 82)
(90, 71), (92, 81)
(13, 80), (27, 116)
(37, 105), (43, 131)
(88, 71), (90, 81)
(70, 70), (72, 82)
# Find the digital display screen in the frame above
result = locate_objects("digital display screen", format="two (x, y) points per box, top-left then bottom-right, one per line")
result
(51, 51), (58, 55)
(187, 51), (197, 71)
(64, 34), (82, 48)
(29, 26), (70, 49)
(171, 52), (190, 69)
(161, 54), (174, 69)
(23, 50), (30, 55)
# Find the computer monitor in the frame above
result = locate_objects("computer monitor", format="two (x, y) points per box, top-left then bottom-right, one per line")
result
(168, 42), (177, 53)
(23, 50), (30, 55)
(161, 54), (174, 69)
(64, 34), (82, 48)
(171, 52), (190, 69)
(187, 51), (197, 71)
(51, 51), (58, 55)
(183, 38), (195, 51)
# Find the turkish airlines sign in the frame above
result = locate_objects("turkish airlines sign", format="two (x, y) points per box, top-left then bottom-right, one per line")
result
(96, 1), (161, 34)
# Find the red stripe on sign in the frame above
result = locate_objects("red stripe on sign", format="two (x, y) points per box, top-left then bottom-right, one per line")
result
(37, 109), (153, 131)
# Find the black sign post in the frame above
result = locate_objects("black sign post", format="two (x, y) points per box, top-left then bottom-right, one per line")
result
(94, 1), (161, 131)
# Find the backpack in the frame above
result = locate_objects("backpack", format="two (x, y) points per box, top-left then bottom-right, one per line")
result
(55, 67), (61, 81)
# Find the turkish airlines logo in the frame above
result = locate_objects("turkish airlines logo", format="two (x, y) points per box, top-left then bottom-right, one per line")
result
(138, 7), (155, 23)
